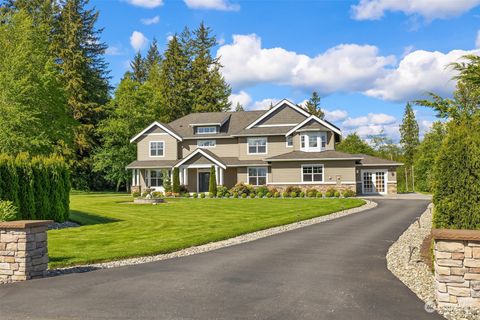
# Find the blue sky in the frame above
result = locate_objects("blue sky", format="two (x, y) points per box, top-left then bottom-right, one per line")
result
(92, 0), (480, 141)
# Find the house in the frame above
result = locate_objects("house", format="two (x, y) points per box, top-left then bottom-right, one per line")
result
(127, 99), (402, 195)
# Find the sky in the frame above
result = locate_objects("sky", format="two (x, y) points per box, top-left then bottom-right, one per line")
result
(92, 0), (480, 141)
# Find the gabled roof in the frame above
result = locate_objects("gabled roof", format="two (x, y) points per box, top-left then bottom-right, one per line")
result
(354, 154), (403, 166)
(174, 148), (227, 169)
(265, 150), (363, 161)
(285, 115), (342, 136)
(130, 121), (183, 143)
(246, 99), (311, 129)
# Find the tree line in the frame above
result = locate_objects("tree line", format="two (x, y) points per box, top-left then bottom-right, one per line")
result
(0, 0), (231, 191)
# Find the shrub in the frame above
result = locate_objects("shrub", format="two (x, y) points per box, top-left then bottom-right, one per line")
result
(230, 183), (253, 196)
(249, 193), (256, 198)
(183, 192), (190, 198)
(208, 192), (215, 198)
(165, 191), (172, 197)
(241, 193), (247, 198)
(282, 191), (289, 198)
(15, 154), (35, 219)
(306, 188), (318, 196)
(224, 191), (231, 198)
(180, 185), (189, 194)
(307, 191), (315, 198)
(0, 155), (19, 207)
(172, 167), (180, 193)
(343, 189), (356, 198)
(151, 191), (164, 198)
(209, 166), (217, 195)
(299, 192), (305, 198)
(268, 186), (278, 194)
(257, 192), (264, 198)
(192, 193), (198, 198)
(233, 192), (239, 198)
(172, 192), (180, 197)
(200, 192), (205, 198)
(31, 157), (50, 220)
(334, 191), (341, 198)
(325, 188), (337, 198)
(132, 191), (141, 198)
(162, 169), (172, 192)
(274, 192), (280, 198)
(316, 192), (323, 198)
(266, 192), (272, 198)
(285, 186), (302, 194)
(433, 115), (480, 229)
(255, 186), (269, 195)
(216, 185), (229, 197)
(290, 192), (297, 198)
(0, 200), (18, 222)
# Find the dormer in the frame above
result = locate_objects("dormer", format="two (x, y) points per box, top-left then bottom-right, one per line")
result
(286, 115), (342, 152)
(188, 114), (231, 136)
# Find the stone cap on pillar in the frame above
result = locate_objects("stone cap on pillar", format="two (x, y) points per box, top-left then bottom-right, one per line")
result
(432, 228), (480, 241)
(0, 220), (53, 229)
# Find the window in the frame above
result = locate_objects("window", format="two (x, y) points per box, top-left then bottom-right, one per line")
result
(149, 141), (164, 157)
(300, 132), (327, 152)
(286, 136), (293, 147)
(247, 137), (267, 154)
(302, 165), (324, 182)
(149, 170), (164, 187)
(196, 126), (217, 134)
(248, 167), (267, 186)
(197, 140), (216, 148)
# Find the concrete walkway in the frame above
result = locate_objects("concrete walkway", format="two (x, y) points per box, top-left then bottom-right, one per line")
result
(0, 199), (442, 320)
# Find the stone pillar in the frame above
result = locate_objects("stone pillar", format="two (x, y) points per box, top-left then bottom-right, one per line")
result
(433, 229), (480, 308)
(0, 220), (52, 283)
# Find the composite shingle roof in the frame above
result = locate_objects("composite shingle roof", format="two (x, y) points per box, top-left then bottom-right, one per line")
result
(354, 154), (403, 166)
(265, 150), (363, 161)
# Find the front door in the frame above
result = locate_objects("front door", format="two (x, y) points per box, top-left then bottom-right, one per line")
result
(362, 170), (387, 194)
(198, 172), (210, 193)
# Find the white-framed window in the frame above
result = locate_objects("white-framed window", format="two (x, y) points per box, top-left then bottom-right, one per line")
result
(248, 167), (267, 186)
(197, 139), (216, 148)
(149, 141), (164, 157)
(300, 132), (327, 152)
(196, 126), (217, 134)
(302, 164), (324, 182)
(148, 170), (164, 187)
(247, 137), (267, 154)
(286, 135), (293, 147)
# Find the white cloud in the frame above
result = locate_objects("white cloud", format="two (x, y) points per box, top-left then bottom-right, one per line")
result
(106, 46), (123, 56)
(130, 31), (148, 52)
(126, 0), (163, 8)
(228, 91), (252, 108)
(184, 0), (239, 11)
(343, 113), (396, 128)
(324, 109), (349, 122)
(476, 31), (480, 48)
(141, 16), (160, 25)
(366, 48), (480, 101)
(252, 98), (279, 110)
(217, 34), (395, 94)
(351, 0), (480, 21)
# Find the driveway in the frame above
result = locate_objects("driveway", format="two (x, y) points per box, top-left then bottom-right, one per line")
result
(0, 199), (442, 320)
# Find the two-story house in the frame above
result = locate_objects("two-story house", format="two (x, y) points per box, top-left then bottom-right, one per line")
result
(127, 99), (401, 195)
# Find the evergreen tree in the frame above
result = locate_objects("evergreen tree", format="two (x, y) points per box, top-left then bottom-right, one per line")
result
(234, 102), (244, 112)
(190, 22), (231, 113)
(399, 103), (419, 168)
(158, 35), (192, 121)
(0, 155), (19, 207)
(130, 52), (147, 83)
(414, 122), (446, 193)
(162, 169), (172, 192)
(32, 157), (51, 220)
(145, 37), (161, 73)
(53, 0), (110, 190)
(172, 167), (180, 193)
(368, 132), (402, 160)
(15, 153), (35, 219)
(304, 91), (325, 118)
(209, 166), (217, 195)
(336, 133), (375, 156)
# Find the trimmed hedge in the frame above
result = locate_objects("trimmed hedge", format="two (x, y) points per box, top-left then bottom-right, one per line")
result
(433, 116), (480, 230)
(0, 154), (70, 222)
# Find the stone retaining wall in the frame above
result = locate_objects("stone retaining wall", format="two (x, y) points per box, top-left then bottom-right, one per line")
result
(0, 220), (52, 283)
(433, 229), (480, 308)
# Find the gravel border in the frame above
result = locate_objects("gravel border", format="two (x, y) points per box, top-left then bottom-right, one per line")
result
(47, 200), (376, 277)
(48, 221), (80, 230)
(386, 204), (480, 320)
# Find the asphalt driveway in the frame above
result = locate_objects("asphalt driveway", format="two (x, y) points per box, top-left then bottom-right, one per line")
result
(0, 199), (443, 320)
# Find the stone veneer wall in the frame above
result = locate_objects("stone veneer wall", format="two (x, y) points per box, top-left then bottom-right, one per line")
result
(271, 184), (356, 193)
(0, 220), (52, 283)
(433, 229), (480, 308)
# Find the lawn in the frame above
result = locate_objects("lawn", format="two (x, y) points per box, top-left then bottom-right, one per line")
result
(47, 193), (365, 268)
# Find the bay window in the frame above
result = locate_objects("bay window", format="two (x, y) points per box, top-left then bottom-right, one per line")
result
(300, 132), (327, 152)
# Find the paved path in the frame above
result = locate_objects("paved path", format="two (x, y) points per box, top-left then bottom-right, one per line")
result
(0, 200), (443, 320)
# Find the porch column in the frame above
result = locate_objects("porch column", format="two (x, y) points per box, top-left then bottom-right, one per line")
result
(131, 169), (136, 186)
(179, 167), (184, 185)
(184, 167), (188, 185)
(219, 167), (224, 185)
(215, 166), (219, 185)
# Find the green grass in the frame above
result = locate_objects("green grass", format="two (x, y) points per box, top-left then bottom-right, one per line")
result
(48, 193), (365, 268)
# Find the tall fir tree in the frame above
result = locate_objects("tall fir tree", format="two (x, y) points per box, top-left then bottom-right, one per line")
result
(190, 22), (231, 113)
(145, 38), (161, 73)
(399, 103), (420, 167)
(304, 91), (325, 118)
(53, 0), (110, 190)
(130, 52), (147, 83)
